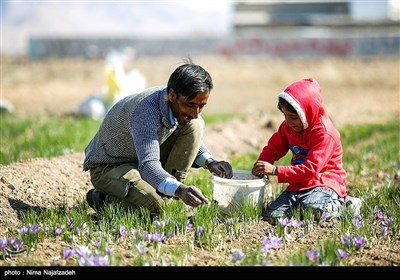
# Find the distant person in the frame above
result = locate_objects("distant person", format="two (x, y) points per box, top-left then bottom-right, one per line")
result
(84, 59), (233, 214)
(251, 78), (361, 224)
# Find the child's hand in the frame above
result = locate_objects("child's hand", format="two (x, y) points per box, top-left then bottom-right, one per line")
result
(252, 161), (275, 177)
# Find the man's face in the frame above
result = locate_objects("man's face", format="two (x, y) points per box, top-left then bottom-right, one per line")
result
(168, 89), (209, 125)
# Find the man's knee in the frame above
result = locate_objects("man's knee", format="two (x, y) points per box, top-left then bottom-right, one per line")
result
(179, 117), (204, 137)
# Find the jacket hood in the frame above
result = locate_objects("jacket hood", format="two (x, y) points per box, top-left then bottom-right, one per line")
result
(278, 78), (325, 130)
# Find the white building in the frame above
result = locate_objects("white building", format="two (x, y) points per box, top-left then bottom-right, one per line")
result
(233, 0), (399, 35)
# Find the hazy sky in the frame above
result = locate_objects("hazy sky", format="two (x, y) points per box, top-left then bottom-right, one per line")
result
(1, 0), (234, 55)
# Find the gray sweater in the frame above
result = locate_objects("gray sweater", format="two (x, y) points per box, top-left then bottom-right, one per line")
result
(83, 86), (210, 192)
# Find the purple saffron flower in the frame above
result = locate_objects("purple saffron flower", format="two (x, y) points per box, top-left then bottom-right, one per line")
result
(12, 239), (24, 250)
(381, 227), (388, 237)
(337, 248), (350, 259)
(306, 249), (320, 263)
(186, 220), (194, 232)
(230, 248), (245, 261)
(261, 237), (272, 254)
(341, 233), (351, 249)
(152, 232), (166, 243)
(63, 248), (75, 259)
(319, 212), (328, 221)
(29, 224), (39, 235)
(8, 237), (15, 245)
(197, 226), (204, 237)
(74, 245), (91, 257)
(353, 236), (367, 250)
(154, 220), (161, 228)
(18, 225), (29, 235)
(90, 256), (109, 266)
(270, 236), (283, 249)
(167, 231), (174, 238)
(261, 235), (282, 253)
(279, 218), (291, 227)
(106, 248), (113, 255)
(119, 226), (127, 237)
(91, 240), (100, 248)
(154, 220), (165, 228)
(261, 245), (270, 255)
(74, 227), (81, 235)
(261, 259), (273, 266)
(54, 227), (63, 236)
(351, 214), (363, 228)
(289, 218), (302, 228)
(136, 241), (147, 255)
(143, 232), (152, 242)
(382, 217), (394, 228)
(373, 207), (384, 221)
(0, 236), (7, 249)
(77, 256), (86, 266)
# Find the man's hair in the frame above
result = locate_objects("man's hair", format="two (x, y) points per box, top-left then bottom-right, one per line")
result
(167, 58), (213, 101)
(278, 97), (297, 114)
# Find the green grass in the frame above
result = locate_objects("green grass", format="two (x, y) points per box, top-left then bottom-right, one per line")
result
(0, 115), (399, 266)
(0, 113), (238, 165)
(203, 113), (247, 125)
(340, 121), (400, 186)
(0, 114), (102, 165)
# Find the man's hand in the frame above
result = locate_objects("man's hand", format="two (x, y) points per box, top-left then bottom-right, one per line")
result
(207, 160), (233, 179)
(175, 184), (209, 208)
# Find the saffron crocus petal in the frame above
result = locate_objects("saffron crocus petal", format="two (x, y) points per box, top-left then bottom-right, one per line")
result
(63, 248), (75, 259)
(136, 241), (147, 255)
(119, 226), (127, 236)
(106, 248), (113, 255)
(197, 226), (204, 237)
(17, 225), (28, 235)
(230, 248), (245, 261)
(337, 248), (350, 259)
(29, 224), (39, 234)
(353, 236), (367, 250)
(90, 256), (109, 266)
(306, 249), (320, 262)
(55, 228), (63, 236)
(13, 239), (24, 250)
(0, 236), (8, 249)
(341, 233), (351, 248)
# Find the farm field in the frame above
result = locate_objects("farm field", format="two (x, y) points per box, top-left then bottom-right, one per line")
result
(0, 56), (399, 267)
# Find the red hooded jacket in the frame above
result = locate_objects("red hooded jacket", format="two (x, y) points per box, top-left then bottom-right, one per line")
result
(257, 78), (347, 197)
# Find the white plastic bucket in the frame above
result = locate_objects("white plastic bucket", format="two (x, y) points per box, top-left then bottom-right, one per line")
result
(211, 170), (268, 214)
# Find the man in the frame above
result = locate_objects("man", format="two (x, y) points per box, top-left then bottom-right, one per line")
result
(83, 60), (233, 214)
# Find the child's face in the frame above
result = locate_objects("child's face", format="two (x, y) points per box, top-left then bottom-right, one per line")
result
(281, 106), (303, 132)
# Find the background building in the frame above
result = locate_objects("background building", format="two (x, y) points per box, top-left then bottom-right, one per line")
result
(2, 0), (398, 59)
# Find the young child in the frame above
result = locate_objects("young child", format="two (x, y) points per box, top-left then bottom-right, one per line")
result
(252, 78), (361, 224)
